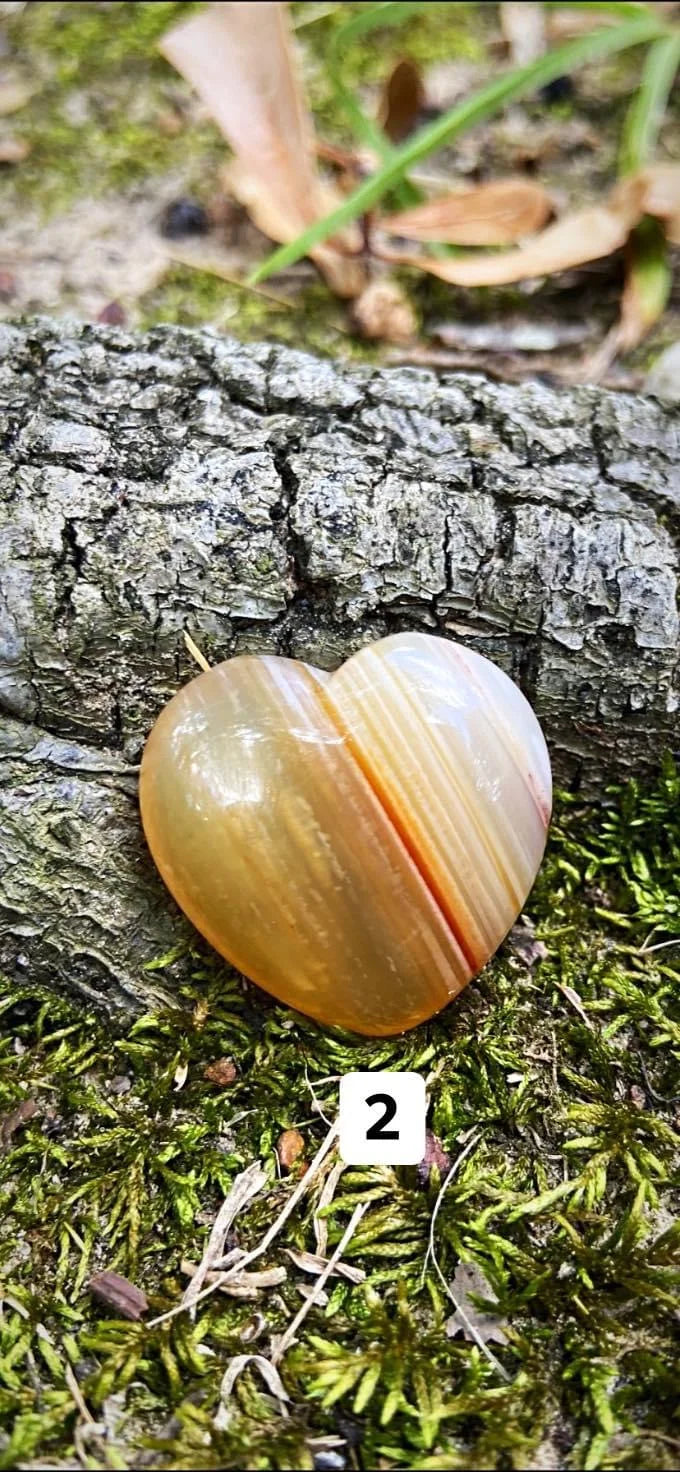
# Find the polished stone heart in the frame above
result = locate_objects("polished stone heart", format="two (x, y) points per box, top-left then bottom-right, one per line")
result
(139, 633), (551, 1035)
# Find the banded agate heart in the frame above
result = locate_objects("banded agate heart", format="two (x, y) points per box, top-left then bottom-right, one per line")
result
(139, 633), (551, 1036)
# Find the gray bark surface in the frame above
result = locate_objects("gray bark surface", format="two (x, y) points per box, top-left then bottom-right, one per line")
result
(1, 317), (678, 1013)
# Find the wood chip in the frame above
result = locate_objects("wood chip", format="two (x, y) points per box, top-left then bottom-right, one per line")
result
(88, 1270), (148, 1321)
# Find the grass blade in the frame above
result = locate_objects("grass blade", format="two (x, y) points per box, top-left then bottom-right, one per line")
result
(327, 1), (423, 210)
(620, 30), (680, 173)
(616, 32), (680, 354)
(328, 0), (422, 160)
(251, 12), (666, 283)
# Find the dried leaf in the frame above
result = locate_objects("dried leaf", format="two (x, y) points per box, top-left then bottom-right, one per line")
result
(88, 1271), (148, 1322)
(173, 1060), (188, 1091)
(559, 983), (593, 1029)
(379, 57), (425, 144)
(500, 3), (547, 66)
(445, 1262), (508, 1346)
(297, 1282), (329, 1305)
(314, 1159), (345, 1256)
(382, 176), (552, 246)
(1, 1099), (38, 1151)
(159, 1), (364, 298)
(284, 1248), (365, 1283)
(389, 174), (646, 285)
(352, 278), (416, 342)
(182, 1159), (268, 1309)
(277, 1128), (305, 1171)
(508, 917), (548, 969)
(214, 1354), (289, 1431)
(416, 1131), (452, 1186)
(204, 1056), (238, 1086)
(181, 1257), (287, 1299)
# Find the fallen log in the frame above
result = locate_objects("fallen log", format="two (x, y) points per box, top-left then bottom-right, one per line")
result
(0, 318), (678, 1013)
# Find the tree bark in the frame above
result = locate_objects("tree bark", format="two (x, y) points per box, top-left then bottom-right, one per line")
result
(1, 317), (678, 1013)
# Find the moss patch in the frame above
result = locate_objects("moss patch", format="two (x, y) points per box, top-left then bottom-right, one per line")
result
(1, 765), (679, 1470)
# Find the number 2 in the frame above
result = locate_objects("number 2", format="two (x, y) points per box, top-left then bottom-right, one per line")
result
(366, 1092), (399, 1140)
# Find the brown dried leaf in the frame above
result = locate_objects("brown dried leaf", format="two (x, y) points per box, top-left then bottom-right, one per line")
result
(181, 1257), (287, 1298)
(204, 1056), (238, 1086)
(445, 1262), (508, 1346)
(88, 1271), (148, 1321)
(389, 175), (646, 285)
(382, 177), (552, 246)
(500, 2), (547, 66)
(159, 1), (363, 298)
(1, 1098), (38, 1151)
(416, 1130), (452, 1186)
(379, 58), (425, 144)
(277, 1128), (305, 1171)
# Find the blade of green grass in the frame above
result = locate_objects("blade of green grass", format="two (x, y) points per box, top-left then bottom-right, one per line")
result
(250, 12), (667, 284)
(328, 0), (422, 160)
(543, 1), (652, 15)
(617, 31), (680, 348)
(621, 217), (672, 342)
(619, 29), (680, 173)
(327, 2), (423, 210)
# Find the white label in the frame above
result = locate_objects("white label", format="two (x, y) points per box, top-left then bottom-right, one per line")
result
(338, 1071), (427, 1165)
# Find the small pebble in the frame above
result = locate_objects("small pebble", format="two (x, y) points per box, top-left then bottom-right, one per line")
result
(203, 1057), (238, 1086)
(277, 1127), (305, 1171)
(159, 197), (209, 240)
(540, 75), (574, 104)
(97, 300), (126, 326)
(645, 341), (680, 404)
(109, 1074), (132, 1095)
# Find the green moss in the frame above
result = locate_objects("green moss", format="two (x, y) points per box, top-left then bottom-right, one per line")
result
(2, 765), (679, 1469)
(139, 265), (378, 361)
(1, 1), (214, 213)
